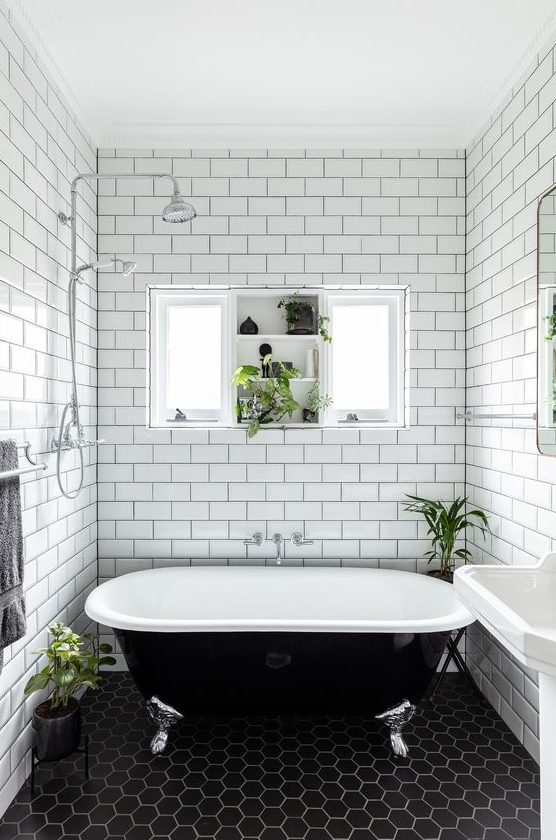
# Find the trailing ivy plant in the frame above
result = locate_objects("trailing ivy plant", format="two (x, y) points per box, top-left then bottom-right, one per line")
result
(317, 314), (332, 343)
(404, 495), (490, 578)
(277, 293), (332, 342)
(545, 313), (556, 342)
(233, 357), (302, 437)
(24, 623), (115, 709)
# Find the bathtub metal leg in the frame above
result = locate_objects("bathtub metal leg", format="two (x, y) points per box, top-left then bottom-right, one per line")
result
(375, 699), (417, 758)
(147, 696), (183, 755)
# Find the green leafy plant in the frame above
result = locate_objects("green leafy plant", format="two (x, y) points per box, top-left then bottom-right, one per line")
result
(233, 357), (302, 437)
(24, 623), (115, 709)
(404, 495), (490, 578)
(545, 313), (556, 341)
(317, 314), (331, 343)
(306, 380), (333, 414)
(548, 380), (556, 410)
(277, 294), (332, 342)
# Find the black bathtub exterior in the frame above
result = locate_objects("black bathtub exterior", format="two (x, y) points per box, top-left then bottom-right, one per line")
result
(115, 628), (451, 715)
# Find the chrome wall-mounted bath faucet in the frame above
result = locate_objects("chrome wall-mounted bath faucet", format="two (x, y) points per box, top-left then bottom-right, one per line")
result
(271, 534), (285, 564)
(243, 532), (314, 564)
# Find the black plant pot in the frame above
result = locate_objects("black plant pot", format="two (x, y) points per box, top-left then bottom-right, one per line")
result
(303, 408), (318, 423)
(287, 306), (315, 335)
(32, 698), (81, 761)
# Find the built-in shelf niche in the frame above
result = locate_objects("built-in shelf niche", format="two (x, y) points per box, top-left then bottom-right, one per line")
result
(235, 290), (323, 426)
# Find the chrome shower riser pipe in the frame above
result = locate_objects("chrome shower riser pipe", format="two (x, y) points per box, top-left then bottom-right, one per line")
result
(59, 172), (183, 231)
(56, 171), (194, 499)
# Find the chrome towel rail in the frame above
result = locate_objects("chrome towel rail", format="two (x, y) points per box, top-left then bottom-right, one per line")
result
(0, 441), (47, 481)
(457, 410), (537, 422)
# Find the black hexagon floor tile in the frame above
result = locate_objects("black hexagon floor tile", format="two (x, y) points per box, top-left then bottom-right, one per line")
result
(0, 675), (539, 840)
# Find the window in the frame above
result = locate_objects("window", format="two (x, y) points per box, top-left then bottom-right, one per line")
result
(148, 289), (230, 427)
(324, 290), (405, 425)
(147, 285), (407, 429)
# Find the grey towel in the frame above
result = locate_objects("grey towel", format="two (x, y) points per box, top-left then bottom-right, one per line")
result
(0, 439), (26, 672)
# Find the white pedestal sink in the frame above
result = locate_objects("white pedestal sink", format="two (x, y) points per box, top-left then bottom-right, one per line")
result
(455, 552), (556, 838)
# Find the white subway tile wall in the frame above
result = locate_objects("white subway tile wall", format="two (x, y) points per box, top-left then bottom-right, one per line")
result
(96, 147), (467, 659)
(466, 36), (556, 763)
(3, 1), (555, 812)
(0, 4), (97, 817)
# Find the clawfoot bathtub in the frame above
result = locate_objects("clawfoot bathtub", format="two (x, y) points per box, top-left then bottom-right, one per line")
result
(85, 565), (473, 756)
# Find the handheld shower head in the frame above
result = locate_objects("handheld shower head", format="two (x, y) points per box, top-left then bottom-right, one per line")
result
(121, 260), (137, 277)
(75, 257), (137, 278)
(162, 191), (196, 223)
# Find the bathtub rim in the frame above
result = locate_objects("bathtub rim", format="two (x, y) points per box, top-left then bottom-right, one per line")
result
(85, 565), (474, 634)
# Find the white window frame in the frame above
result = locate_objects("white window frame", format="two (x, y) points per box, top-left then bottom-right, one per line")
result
(322, 289), (406, 426)
(147, 284), (408, 430)
(147, 287), (231, 428)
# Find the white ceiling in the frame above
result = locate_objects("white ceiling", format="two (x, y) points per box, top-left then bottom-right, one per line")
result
(12, 0), (556, 148)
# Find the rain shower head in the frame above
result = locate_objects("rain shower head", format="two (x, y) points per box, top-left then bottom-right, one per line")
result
(162, 191), (197, 223)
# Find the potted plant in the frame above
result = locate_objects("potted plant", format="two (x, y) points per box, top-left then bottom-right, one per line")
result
(277, 294), (332, 342)
(25, 623), (115, 761)
(233, 357), (302, 437)
(303, 381), (333, 423)
(404, 495), (490, 583)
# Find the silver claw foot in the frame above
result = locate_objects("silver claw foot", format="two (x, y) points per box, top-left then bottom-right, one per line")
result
(146, 695), (183, 755)
(375, 699), (417, 758)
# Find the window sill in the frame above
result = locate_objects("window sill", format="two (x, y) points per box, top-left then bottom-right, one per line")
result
(149, 422), (409, 431)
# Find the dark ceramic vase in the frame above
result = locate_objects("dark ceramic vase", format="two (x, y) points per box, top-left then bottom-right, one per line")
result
(239, 316), (258, 335)
(32, 698), (81, 761)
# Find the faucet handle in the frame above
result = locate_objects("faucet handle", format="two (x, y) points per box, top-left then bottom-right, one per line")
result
(291, 532), (314, 547)
(243, 532), (264, 547)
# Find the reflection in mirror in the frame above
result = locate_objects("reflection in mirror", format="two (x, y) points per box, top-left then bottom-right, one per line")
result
(538, 187), (556, 455)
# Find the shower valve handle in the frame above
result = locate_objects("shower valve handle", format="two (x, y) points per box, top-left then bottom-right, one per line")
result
(291, 532), (314, 547)
(243, 532), (264, 547)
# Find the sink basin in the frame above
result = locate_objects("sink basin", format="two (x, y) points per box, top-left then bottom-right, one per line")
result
(455, 552), (556, 838)
(455, 552), (556, 677)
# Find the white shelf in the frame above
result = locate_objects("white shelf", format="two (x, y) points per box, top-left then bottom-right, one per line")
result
(253, 377), (316, 383)
(237, 333), (320, 341)
(238, 376), (317, 391)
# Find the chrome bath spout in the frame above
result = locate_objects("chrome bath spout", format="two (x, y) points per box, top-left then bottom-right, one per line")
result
(271, 534), (284, 564)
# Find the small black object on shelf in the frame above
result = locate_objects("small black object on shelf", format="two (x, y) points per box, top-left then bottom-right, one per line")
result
(259, 343), (272, 377)
(30, 734), (89, 795)
(271, 361), (292, 376)
(240, 316), (258, 335)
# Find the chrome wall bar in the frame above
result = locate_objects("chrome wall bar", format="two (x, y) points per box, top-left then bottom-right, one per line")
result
(0, 441), (47, 481)
(457, 410), (537, 422)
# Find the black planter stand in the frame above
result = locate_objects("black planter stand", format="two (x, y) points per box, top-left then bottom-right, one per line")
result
(427, 627), (485, 703)
(30, 734), (89, 794)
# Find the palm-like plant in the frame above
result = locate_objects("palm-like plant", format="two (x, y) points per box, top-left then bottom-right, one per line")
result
(404, 495), (490, 578)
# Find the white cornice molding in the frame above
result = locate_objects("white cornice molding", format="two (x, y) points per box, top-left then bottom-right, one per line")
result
(7, 0), (556, 153)
(464, 0), (556, 148)
(4, 0), (100, 145)
(99, 123), (463, 150)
